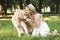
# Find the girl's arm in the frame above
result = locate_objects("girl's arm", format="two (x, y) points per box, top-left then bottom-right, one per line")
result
(34, 14), (42, 28)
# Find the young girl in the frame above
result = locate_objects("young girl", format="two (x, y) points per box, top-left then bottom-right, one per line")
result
(25, 4), (50, 37)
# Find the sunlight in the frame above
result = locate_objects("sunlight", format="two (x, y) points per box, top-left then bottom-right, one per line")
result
(44, 16), (60, 21)
(49, 16), (60, 21)
(44, 17), (51, 21)
(41, 6), (51, 13)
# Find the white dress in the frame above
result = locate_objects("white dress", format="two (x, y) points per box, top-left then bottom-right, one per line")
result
(32, 13), (50, 37)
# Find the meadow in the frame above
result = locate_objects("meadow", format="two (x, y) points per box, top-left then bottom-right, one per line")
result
(0, 16), (60, 40)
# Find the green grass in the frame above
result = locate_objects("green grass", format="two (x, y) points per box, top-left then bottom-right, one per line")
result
(0, 16), (60, 40)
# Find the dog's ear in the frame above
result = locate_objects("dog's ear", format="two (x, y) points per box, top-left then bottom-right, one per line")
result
(18, 10), (24, 18)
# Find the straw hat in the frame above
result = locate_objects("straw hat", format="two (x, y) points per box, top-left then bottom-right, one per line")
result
(27, 4), (37, 13)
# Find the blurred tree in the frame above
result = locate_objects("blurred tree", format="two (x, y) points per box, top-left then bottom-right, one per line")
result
(30, 0), (38, 12)
(38, 0), (42, 13)
(0, 0), (8, 18)
(42, 0), (51, 13)
(19, 0), (23, 9)
(50, 0), (55, 13)
(0, 0), (60, 18)
(26, 0), (30, 5)
(52, 0), (60, 14)
(0, 0), (13, 18)
(55, 0), (60, 14)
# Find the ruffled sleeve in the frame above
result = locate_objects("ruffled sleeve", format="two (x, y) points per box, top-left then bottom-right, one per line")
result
(34, 13), (43, 28)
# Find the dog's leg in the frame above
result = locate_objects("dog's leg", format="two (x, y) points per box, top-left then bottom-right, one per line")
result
(12, 20), (21, 37)
(14, 24), (22, 37)
(21, 21), (29, 35)
(17, 28), (21, 37)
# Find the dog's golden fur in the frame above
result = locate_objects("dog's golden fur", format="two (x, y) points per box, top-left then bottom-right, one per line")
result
(12, 9), (29, 36)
